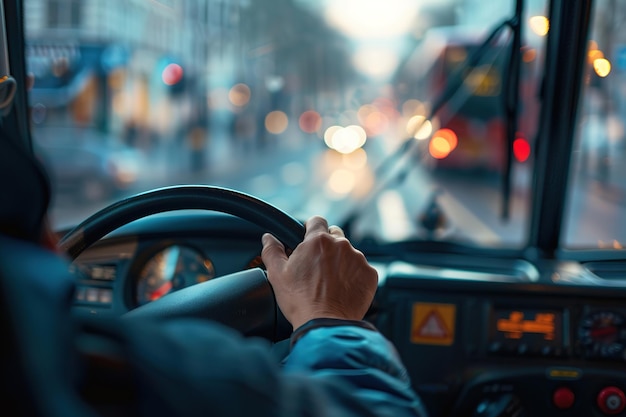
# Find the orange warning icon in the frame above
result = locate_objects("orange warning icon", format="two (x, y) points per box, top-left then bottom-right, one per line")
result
(410, 303), (456, 346)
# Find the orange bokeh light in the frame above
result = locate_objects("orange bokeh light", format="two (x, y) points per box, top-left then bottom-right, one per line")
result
(265, 111), (288, 134)
(432, 128), (458, 151)
(593, 58), (611, 77)
(429, 136), (451, 159)
(428, 128), (458, 159)
(228, 83), (251, 107)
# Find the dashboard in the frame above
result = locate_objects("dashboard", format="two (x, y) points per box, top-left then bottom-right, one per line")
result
(383, 265), (626, 416)
(72, 212), (265, 312)
(70, 211), (626, 417)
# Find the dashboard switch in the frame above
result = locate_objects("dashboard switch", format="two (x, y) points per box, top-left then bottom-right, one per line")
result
(553, 387), (575, 409)
(597, 387), (626, 415)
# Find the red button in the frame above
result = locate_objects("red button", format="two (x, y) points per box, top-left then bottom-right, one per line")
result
(597, 387), (626, 415)
(553, 387), (575, 409)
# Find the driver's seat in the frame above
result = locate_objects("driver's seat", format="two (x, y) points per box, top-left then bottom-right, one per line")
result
(0, 126), (92, 416)
(0, 235), (94, 417)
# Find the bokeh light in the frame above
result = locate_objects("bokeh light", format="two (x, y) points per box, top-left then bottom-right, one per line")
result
(432, 128), (458, 152)
(513, 138), (531, 162)
(357, 104), (377, 124)
(331, 125), (367, 154)
(588, 49), (604, 62)
(228, 83), (251, 107)
(593, 58), (611, 77)
(327, 168), (356, 195)
(324, 125), (342, 148)
(357, 99), (398, 136)
(429, 136), (452, 159)
(299, 110), (322, 133)
(522, 47), (536, 63)
(162, 63), (183, 85)
(265, 111), (288, 134)
(331, 128), (359, 153)
(323, 124), (368, 154)
(529, 16), (549, 36)
(363, 110), (388, 136)
(607, 114), (624, 142)
(407, 115), (433, 140)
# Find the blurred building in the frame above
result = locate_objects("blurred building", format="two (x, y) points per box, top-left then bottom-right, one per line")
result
(24, 0), (239, 145)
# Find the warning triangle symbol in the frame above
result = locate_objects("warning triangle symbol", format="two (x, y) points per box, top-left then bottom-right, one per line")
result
(415, 310), (449, 339)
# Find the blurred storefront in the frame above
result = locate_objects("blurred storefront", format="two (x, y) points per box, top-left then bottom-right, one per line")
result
(24, 0), (213, 150)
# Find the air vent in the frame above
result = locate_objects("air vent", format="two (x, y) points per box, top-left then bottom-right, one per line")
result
(388, 258), (538, 283)
(584, 261), (626, 280)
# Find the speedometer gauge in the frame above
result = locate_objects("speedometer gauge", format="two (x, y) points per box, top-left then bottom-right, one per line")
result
(136, 245), (215, 306)
(578, 311), (626, 360)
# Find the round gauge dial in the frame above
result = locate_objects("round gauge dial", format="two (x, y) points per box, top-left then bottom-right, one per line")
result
(136, 245), (215, 306)
(578, 311), (626, 360)
(247, 255), (264, 269)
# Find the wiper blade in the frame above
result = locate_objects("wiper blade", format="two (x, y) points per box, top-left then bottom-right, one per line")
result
(501, 0), (524, 220)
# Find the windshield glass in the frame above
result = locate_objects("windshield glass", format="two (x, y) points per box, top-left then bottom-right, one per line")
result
(24, 0), (549, 247)
(563, 0), (626, 249)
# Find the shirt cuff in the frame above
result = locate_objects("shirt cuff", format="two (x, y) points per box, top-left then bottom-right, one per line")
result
(290, 318), (378, 349)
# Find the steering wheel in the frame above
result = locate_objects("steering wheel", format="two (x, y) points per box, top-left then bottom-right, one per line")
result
(58, 185), (305, 342)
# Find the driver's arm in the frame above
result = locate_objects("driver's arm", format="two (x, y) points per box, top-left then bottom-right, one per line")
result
(121, 216), (426, 417)
(261, 215), (427, 416)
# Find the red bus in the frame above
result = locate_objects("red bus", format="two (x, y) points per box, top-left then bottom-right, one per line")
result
(396, 26), (539, 171)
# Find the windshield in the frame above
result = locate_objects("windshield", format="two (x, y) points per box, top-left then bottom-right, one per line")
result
(24, 0), (550, 247)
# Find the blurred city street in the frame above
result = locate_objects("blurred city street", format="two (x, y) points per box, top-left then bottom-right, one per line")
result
(43, 120), (626, 249)
(23, 0), (626, 250)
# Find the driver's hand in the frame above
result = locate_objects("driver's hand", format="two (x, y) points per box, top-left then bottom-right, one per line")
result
(261, 215), (378, 330)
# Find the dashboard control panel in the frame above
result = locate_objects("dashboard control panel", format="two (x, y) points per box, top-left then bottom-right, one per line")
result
(71, 263), (117, 307)
(488, 308), (564, 357)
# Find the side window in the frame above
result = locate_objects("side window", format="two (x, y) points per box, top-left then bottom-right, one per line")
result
(563, 0), (626, 247)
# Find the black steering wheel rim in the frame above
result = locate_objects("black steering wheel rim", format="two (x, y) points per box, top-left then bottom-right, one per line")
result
(59, 185), (303, 341)
(59, 185), (305, 260)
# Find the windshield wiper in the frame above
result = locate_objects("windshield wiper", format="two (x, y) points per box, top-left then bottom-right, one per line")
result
(342, 0), (525, 239)
(0, 1), (17, 117)
(501, 0), (524, 220)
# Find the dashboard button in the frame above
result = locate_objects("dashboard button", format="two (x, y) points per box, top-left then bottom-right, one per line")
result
(541, 346), (553, 356)
(597, 387), (626, 415)
(553, 387), (575, 409)
(488, 342), (502, 353)
(86, 288), (99, 303)
(75, 287), (87, 302)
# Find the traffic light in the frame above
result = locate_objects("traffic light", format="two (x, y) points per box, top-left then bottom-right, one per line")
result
(162, 63), (185, 95)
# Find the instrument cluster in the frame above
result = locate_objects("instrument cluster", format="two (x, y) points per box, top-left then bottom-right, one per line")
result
(72, 238), (264, 312)
(577, 309), (626, 361)
(133, 244), (215, 306)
